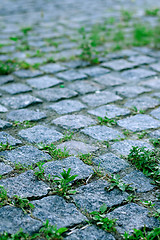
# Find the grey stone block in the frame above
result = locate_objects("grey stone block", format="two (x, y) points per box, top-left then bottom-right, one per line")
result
(124, 96), (159, 110)
(94, 74), (126, 87)
(114, 85), (151, 98)
(80, 67), (110, 77)
(26, 76), (63, 89)
(56, 70), (87, 81)
(7, 109), (46, 122)
(150, 107), (160, 120)
(19, 125), (63, 144)
(121, 68), (156, 81)
(0, 162), (13, 175)
(129, 55), (155, 65)
(149, 129), (160, 138)
(0, 75), (14, 85)
(68, 80), (101, 95)
(101, 59), (137, 71)
(0, 83), (32, 95)
(0, 119), (12, 129)
(39, 63), (67, 73)
(140, 78), (160, 89)
(150, 62), (160, 72)
(13, 69), (43, 78)
(0, 132), (21, 146)
(0, 104), (8, 112)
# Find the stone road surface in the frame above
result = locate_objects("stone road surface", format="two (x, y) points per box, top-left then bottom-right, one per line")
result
(0, 0), (160, 239)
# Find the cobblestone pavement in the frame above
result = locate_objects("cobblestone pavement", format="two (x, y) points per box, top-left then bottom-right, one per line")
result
(0, 0), (160, 239)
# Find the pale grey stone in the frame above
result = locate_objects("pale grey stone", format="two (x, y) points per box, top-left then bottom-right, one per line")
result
(13, 69), (43, 78)
(0, 132), (21, 146)
(80, 67), (110, 77)
(140, 78), (160, 89)
(124, 96), (159, 110)
(121, 68), (156, 81)
(101, 59), (137, 71)
(114, 85), (151, 98)
(94, 74), (126, 86)
(39, 63), (67, 73)
(68, 80), (101, 94)
(0, 104), (8, 112)
(56, 70), (87, 81)
(129, 55), (156, 65)
(0, 83), (32, 95)
(7, 109), (46, 122)
(26, 76), (62, 89)
(150, 107), (160, 120)
(0, 75), (14, 85)
(0, 119), (12, 129)
(0, 163), (13, 175)
(150, 62), (160, 72)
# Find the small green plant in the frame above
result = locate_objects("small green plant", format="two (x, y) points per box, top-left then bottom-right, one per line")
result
(20, 26), (32, 35)
(97, 116), (117, 126)
(137, 131), (148, 139)
(132, 23), (153, 46)
(13, 120), (36, 129)
(150, 138), (160, 147)
(34, 162), (46, 180)
(12, 195), (34, 213)
(145, 8), (160, 16)
(37, 143), (70, 160)
(40, 220), (67, 240)
(0, 186), (8, 207)
(0, 60), (16, 75)
(60, 131), (73, 142)
(78, 153), (93, 165)
(121, 10), (132, 21)
(53, 168), (77, 196)
(123, 130), (132, 137)
(123, 226), (160, 240)
(0, 142), (14, 152)
(130, 106), (145, 114)
(90, 204), (117, 232)
(105, 174), (135, 192)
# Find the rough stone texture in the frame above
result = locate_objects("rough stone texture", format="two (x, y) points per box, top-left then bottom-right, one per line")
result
(13, 69), (43, 78)
(18, 125), (63, 143)
(113, 85), (151, 98)
(124, 96), (159, 110)
(0, 162), (13, 175)
(36, 88), (78, 101)
(0, 83), (32, 95)
(1, 94), (42, 109)
(0, 104), (8, 112)
(149, 129), (160, 138)
(7, 109), (46, 122)
(0, 170), (50, 198)
(0, 75), (14, 85)
(94, 74), (126, 86)
(111, 140), (152, 156)
(118, 114), (160, 131)
(128, 55), (156, 65)
(0, 132), (21, 146)
(0, 206), (42, 234)
(0, 145), (51, 166)
(106, 203), (159, 234)
(150, 107), (160, 120)
(121, 68), (156, 82)
(150, 62), (160, 72)
(39, 63), (67, 73)
(81, 91), (122, 107)
(56, 70), (87, 81)
(31, 196), (87, 229)
(101, 59), (137, 71)
(88, 104), (130, 118)
(80, 66), (110, 77)
(68, 80), (101, 95)
(81, 125), (124, 141)
(140, 78), (160, 89)
(0, 119), (12, 129)
(26, 76), (63, 89)
(47, 100), (86, 114)
(57, 140), (98, 155)
(52, 114), (96, 130)
(73, 180), (128, 212)
(43, 156), (93, 180)
(65, 225), (115, 240)
(122, 170), (155, 193)
(93, 153), (129, 173)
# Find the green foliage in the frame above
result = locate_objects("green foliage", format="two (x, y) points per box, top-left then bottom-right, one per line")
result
(137, 131), (148, 139)
(20, 26), (32, 35)
(121, 10), (133, 21)
(149, 138), (160, 147)
(133, 23), (153, 46)
(123, 227), (160, 240)
(97, 116), (117, 126)
(90, 204), (117, 232)
(106, 174), (135, 192)
(78, 153), (93, 165)
(0, 60), (16, 75)
(40, 220), (67, 240)
(0, 142), (14, 152)
(37, 143), (70, 160)
(128, 147), (160, 184)
(12, 195), (34, 214)
(34, 162), (46, 180)
(145, 8), (160, 16)
(60, 131), (73, 142)
(0, 186), (8, 207)
(153, 24), (160, 49)
(53, 168), (77, 196)
(13, 120), (36, 129)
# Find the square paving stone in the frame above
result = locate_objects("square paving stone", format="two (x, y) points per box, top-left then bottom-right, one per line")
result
(93, 74), (127, 87)
(68, 80), (102, 95)
(31, 196), (87, 229)
(7, 109), (46, 122)
(0, 104), (8, 112)
(0, 119), (12, 129)
(35, 88), (78, 102)
(150, 107), (160, 120)
(118, 114), (160, 131)
(25, 57), (44, 65)
(63, 60), (90, 68)
(18, 125), (63, 144)
(65, 225), (115, 240)
(72, 180), (128, 212)
(140, 78), (160, 89)
(88, 104), (130, 118)
(26, 76), (63, 89)
(57, 140), (98, 155)
(128, 55), (156, 65)
(39, 63), (67, 73)
(149, 129), (160, 138)
(43, 156), (93, 180)
(101, 59), (137, 71)
(0, 145), (51, 166)
(0, 206), (42, 234)
(81, 125), (124, 141)
(93, 153), (129, 173)
(122, 170), (155, 193)
(47, 100), (86, 114)
(111, 140), (152, 156)
(52, 115), (96, 130)
(150, 62), (160, 72)
(0, 170), (50, 198)
(106, 203), (159, 234)
(0, 75), (14, 85)
(0, 163), (13, 175)
(0, 83), (32, 95)
(121, 68), (156, 82)
(79, 67), (110, 77)
(113, 85), (151, 98)
(151, 92), (160, 98)
(13, 69), (43, 78)
(124, 96), (159, 111)
(0, 132), (21, 146)
(81, 91), (122, 107)
(56, 70), (87, 81)
(1, 94), (42, 109)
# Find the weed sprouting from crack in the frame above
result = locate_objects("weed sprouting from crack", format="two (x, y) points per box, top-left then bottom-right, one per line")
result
(97, 116), (117, 127)
(0, 142), (14, 152)
(123, 226), (160, 240)
(78, 153), (93, 165)
(149, 138), (160, 147)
